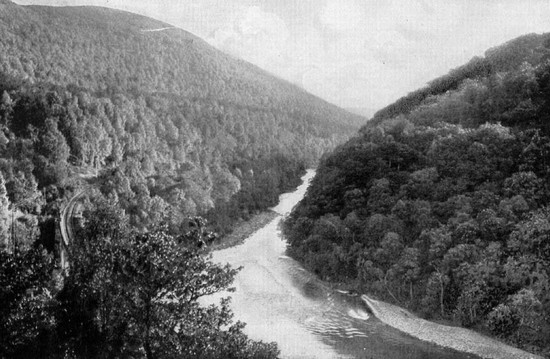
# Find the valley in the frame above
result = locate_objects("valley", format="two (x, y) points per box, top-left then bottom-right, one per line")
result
(1, 1), (550, 358)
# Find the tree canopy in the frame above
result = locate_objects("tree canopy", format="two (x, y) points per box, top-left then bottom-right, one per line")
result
(2, 200), (279, 358)
(285, 32), (550, 357)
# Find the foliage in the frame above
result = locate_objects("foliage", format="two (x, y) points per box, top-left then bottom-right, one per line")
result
(370, 33), (550, 124)
(0, 0), (362, 251)
(0, 2), (368, 356)
(0, 246), (56, 358)
(285, 33), (550, 356)
(0, 200), (279, 358)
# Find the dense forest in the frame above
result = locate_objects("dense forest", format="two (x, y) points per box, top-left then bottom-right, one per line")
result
(1, 200), (280, 358)
(0, 0), (363, 357)
(0, 0), (363, 247)
(284, 32), (550, 357)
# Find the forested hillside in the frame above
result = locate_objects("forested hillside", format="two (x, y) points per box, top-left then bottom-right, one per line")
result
(0, 1), (363, 356)
(284, 32), (550, 356)
(371, 33), (550, 125)
(0, 0), (363, 245)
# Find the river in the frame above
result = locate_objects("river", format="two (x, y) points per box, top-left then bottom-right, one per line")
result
(207, 170), (480, 359)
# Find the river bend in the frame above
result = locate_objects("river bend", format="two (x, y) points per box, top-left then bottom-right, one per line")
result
(207, 170), (479, 359)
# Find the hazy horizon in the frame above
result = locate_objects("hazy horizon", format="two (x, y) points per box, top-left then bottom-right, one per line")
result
(13, 0), (550, 112)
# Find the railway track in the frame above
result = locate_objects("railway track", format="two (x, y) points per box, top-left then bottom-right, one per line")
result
(59, 190), (87, 271)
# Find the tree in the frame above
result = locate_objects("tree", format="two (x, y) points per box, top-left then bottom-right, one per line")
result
(487, 288), (545, 341)
(58, 201), (279, 359)
(36, 118), (70, 187)
(509, 207), (550, 261)
(503, 171), (544, 208)
(390, 247), (421, 302)
(121, 227), (276, 359)
(0, 247), (56, 358)
(0, 90), (14, 125)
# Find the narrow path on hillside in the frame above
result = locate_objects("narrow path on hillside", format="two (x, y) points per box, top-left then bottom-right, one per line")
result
(140, 27), (177, 33)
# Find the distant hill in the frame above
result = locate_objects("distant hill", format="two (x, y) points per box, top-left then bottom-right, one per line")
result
(0, 1), (362, 135)
(0, 0), (363, 241)
(285, 32), (550, 357)
(345, 107), (373, 119)
(370, 33), (550, 125)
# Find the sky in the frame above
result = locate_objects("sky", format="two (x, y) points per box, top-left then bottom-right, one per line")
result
(12, 0), (550, 112)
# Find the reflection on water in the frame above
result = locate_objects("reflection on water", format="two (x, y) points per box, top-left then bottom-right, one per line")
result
(208, 170), (478, 359)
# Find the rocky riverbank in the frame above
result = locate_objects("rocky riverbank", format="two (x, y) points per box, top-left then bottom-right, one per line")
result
(361, 295), (543, 359)
(209, 211), (279, 251)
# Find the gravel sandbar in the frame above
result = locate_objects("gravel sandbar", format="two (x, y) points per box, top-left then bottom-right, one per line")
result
(362, 295), (543, 359)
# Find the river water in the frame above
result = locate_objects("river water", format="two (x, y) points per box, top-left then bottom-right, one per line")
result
(208, 170), (478, 359)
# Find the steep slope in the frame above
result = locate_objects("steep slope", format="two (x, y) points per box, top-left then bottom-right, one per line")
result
(0, 0), (364, 241)
(284, 32), (550, 357)
(0, 1), (361, 135)
(370, 33), (550, 125)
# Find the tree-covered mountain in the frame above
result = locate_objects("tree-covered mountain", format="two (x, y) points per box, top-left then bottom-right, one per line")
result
(0, 0), (364, 244)
(0, 1), (365, 357)
(371, 33), (550, 125)
(284, 32), (550, 356)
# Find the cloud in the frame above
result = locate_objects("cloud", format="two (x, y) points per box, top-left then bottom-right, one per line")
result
(299, 60), (403, 108)
(481, 1), (550, 42)
(207, 6), (289, 69)
(319, 0), (365, 33)
(205, 0), (550, 110)
(13, 0), (550, 111)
